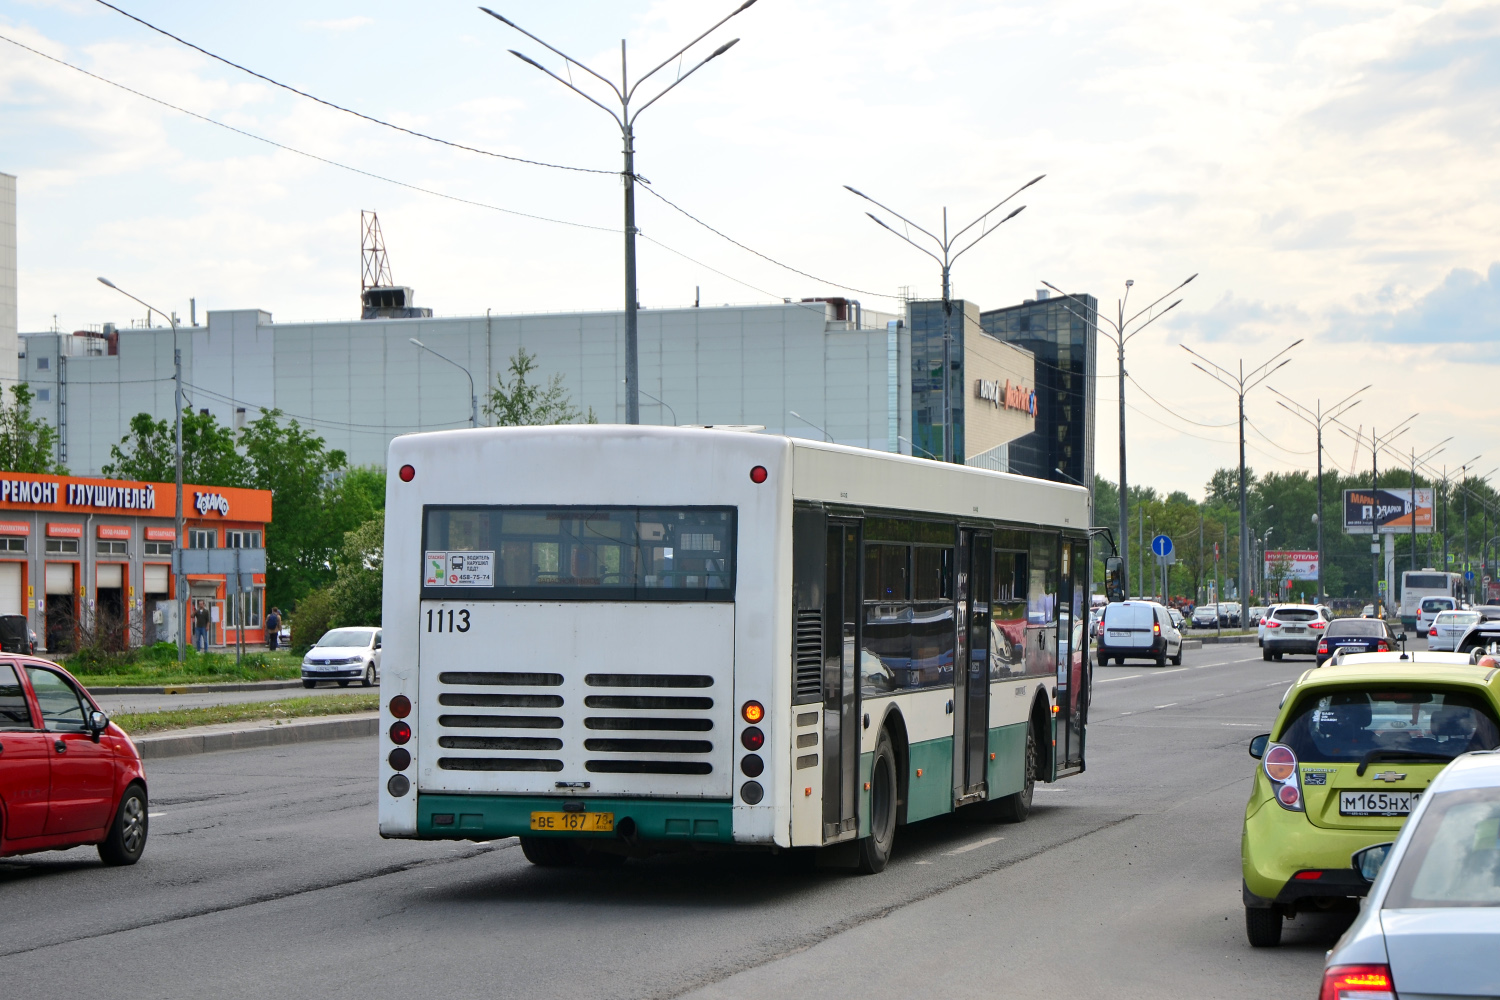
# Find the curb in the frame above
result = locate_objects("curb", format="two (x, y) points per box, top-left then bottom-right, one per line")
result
(1196, 634), (1258, 644)
(89, 679), (305, 696)
(135, 712), (378, 760)
(1180, 639), (1204, 651)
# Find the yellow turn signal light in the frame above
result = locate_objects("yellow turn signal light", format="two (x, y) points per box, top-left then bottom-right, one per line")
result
(742, 700), (765, 724)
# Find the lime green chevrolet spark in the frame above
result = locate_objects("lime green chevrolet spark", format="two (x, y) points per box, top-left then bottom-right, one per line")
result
(1240, 651), (1500, 947)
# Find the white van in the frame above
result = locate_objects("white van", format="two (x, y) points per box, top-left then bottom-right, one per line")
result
(1096, 601), (1183, 667)
(1415, 595), (1457, 635)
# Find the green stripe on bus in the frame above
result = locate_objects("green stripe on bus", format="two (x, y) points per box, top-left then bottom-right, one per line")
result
(416, 794), (734, 843)
(987, 722), (1028, 799)
(904, 737), (954, 823)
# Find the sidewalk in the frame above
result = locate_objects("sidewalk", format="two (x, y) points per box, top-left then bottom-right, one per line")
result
(133, 710), (378, 760)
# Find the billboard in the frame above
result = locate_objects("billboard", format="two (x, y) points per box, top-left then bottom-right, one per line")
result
(1343, 487), (1434, 534)
(1264, 550), (1318, 581)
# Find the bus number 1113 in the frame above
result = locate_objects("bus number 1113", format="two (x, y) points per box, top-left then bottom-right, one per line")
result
(426, 609), (471, 633)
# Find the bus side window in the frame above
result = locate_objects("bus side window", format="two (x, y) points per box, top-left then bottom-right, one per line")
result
(991, 546), (1028, 678)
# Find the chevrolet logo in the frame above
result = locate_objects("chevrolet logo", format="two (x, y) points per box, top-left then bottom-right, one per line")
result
(1371, 771), (1407, 782)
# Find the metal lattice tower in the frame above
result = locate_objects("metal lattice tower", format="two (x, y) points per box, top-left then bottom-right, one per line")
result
(361, 211), (393, 305)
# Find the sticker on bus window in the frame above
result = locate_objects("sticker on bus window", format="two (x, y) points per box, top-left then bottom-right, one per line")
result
(424, 551), (448, 587)
(444, 551), (494, 587)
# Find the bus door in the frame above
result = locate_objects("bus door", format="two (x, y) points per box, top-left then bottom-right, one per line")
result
(954, 530), (991, 803)
(1054, 539), (1086, 776)
(823, 520), (861, 842)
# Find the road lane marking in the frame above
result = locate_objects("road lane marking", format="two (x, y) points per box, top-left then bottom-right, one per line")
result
(1221, 723), (1259, 727)
(149, 812), (165, 818)
(1098, 674), (1142, 683)
(1160, 667), (1188, 674)
(1154, 703), (1178, 709)
(946, 835), (1004, 855)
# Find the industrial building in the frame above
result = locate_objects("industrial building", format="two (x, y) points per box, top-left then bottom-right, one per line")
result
(18, 293), (1078, 480)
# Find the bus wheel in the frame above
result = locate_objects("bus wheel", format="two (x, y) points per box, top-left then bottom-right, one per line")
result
(856, 729), (898, 874)
(519, 837), (576, 867)
(993, 723), (1036, 823)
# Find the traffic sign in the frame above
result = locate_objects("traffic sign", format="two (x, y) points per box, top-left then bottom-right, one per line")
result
(1466, 570), (1476, 582)
(1151, 534), (1173, 558)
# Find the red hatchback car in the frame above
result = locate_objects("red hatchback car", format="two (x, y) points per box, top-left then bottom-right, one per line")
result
(0, 658), (148, 864)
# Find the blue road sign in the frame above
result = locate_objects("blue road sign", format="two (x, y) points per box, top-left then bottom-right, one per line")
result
(1151, 534), (1173, 558)
(1466, 570), (1476, 582)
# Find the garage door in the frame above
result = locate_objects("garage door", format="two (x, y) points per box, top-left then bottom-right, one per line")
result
(97, 563), (123, 589)
(45, 563), (74, 595)
(0, 563), (20, 615)
(144, 564), (169, 595)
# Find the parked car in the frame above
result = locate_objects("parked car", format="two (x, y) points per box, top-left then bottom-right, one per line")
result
(1221, 602), (1243, 628)
(0, 658), (149, 864)
(1416, 595), (1458, 636)
(1316, 617), (1402, 665)
(1241, 651), (1500, 946)
(1191, 604), (1221, 629)
(301, 627), (382, 687)
(1320, 749), (1500, 996)
(1429, 610), (1481, 652)
(1095, 600), (1182, 667)
(1166, 607), (1186, 632)
(0, 614), (36, 654)
(1249, 606), (1270, 639)
(1260, 604), (1328, 661)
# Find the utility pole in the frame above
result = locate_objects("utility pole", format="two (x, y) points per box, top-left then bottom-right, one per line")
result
(1269, 386), (1366, 607)
(1046, 274), (1195, 600)
(1181, 339), (1301, 632)
(847, 178), (1041, 462)
(485, 1), (757, 424)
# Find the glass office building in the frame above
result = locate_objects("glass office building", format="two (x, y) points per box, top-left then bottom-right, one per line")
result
(907, 299), (979, 462)
(980, 292), (1098, 488)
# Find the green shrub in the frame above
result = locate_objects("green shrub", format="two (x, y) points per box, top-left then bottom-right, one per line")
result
(291, 587), (335, 654)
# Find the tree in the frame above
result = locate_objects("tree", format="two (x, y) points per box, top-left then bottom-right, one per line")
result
(239, 409), (373, 606)
(327, 513), (383, 629)
(483, 348), (596, 426)
(0, 383), (65, 473)
(341, 465), (387, 513)
(1205, 467), (1257, 506)
(101, 409), (249, 486)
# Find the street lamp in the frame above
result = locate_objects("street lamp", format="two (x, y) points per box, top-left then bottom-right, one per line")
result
(410, 338), (477, 428)
(483, 2), (757, 425)
(1267, 385), (1367, 606)
(1044, 274), (1197, 599)
(97, 276), (186, 664)
(788, 410), (832, 443)
(846, 175), (1043, 463)
(1181, 339), (1302, 632)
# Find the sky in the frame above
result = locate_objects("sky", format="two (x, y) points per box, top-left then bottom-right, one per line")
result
(1, 0), (1498, 498)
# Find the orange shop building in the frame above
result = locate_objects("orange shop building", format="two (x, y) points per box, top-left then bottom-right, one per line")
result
(0, 471), (273, 652)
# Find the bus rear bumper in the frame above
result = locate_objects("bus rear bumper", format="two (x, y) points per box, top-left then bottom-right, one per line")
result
(413, 793), (736, 845)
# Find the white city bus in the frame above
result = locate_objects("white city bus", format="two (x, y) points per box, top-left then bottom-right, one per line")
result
(378, 426), (1091, 871)
(1398, 569), (1462, 629)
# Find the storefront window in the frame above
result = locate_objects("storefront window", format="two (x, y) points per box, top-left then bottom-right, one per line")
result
(189, 529), (217, 549)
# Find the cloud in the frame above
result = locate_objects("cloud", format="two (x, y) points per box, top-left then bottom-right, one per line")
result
(1176, 292), (1308, 343)
(1330, 263), (1500, 349)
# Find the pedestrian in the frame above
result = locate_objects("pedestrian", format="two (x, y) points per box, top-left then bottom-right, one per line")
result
(193, 600), (211, 654)
(265, 606), (281, 652)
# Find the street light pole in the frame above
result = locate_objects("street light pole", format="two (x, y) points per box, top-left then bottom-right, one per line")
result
(1269, 385), (1367, 607)
(1181, 339), (1302, 625)
(1044, 274), (1196, 601)
(484, 2), (757, 425)
(97, 277), (185, 664)
(410, 339), (477, 428)
(845, 177), (1043, 463)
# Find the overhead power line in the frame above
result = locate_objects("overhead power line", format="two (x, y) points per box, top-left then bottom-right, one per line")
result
(91, 0), (614, 176)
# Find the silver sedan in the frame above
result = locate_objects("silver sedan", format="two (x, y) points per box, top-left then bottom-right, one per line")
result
(1321, 750), (1500, 999)
(1426, 609), (1480, 651)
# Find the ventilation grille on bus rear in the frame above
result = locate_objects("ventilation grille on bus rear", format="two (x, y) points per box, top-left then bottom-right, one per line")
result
(436, 672), (566, 772)
(582, 673), (715, 775)
(794, 610), (822, 704)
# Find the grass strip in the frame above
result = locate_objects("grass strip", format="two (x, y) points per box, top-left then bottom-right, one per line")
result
(63, 650), (304, 688)
(113, 693), (379, 736)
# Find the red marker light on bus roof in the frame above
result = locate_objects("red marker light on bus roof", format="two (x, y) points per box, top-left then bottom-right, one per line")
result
(749, 465), (768, 484)
(399, 464), (415, 482)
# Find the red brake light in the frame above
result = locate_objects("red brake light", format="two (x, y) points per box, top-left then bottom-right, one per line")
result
(390, 695), (411, 719)
(398, 464), (415, 482)
(389, 721), (411, 745)
(1310, 620), (1326, 629)
(1430, 627), (1438, 637)
(749, 465), (768, 484)
(1267, 620), (1281, 628)
(1320, 964), (1395, 1000)
(1318, 640), (1329, 653)
(1376, 641), (1389, 652)
(1277, 783), (1301, 806)
(1153, 621), (1161, 636)
(1264, 745), (1297, 782)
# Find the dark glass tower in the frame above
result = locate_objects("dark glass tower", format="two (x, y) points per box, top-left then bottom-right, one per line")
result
(907, 299), (978, 462)
(979, 293), (1098, 487)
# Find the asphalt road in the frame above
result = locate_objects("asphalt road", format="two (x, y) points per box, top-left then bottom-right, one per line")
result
(4, 642), (1350, 999)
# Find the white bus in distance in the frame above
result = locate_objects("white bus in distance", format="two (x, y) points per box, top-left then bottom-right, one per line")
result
(1399, 569), (1461, 630)
(378, 426), (1091, 871)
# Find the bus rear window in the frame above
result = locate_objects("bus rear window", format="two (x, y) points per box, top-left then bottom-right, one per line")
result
(422, 506), (735, 601)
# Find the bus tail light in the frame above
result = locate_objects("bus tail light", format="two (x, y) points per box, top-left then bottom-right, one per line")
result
(1263, 744), (1303, 811)
(389, 721), (411, 745)
(1319, 964), (1395, 1000)
(741, 701), (765, 724)
(398, 464), (415, 482)
(749, 465), (768, 484)
(390, 695), (411, 719)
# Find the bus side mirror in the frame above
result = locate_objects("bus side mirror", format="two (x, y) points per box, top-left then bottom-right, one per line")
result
(1105, 557), (1125, 603)
(1248, 734), (1269, 759)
